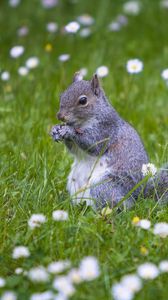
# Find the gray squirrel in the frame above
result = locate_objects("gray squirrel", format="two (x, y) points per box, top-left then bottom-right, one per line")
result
(51, 73), (168, 209)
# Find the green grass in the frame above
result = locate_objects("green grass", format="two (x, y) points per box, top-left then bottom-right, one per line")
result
(0, 0), (168, 299)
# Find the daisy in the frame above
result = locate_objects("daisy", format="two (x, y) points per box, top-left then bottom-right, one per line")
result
(18, 66), (29, 76)
(58, 54), (70, 62)
(1, 291), (17, 300)
(17, 26), (29, 37)
(77, 14), (94, 26)
(137, 262), (159, 279)
(65, 21), (80, 34)
(53, 294), (67, 300)
(0, 277), (6, 287)
(41, 0), (58, 8)
(15, 268), (23, 275)
(123, 1), (141, 15)
(10, 46), (24, 58)
(108, 22), (121, 32)
(12, 246), (30, 259)
(79, 28), (91, 38)
(28, 266), (49, 282)
(112, 283), (134, 300)
(47, 260), (71, 274)
(28, 213), (46, 229)
(159, 260), (168, 272)
(79, 256), (100, 281)
(153, 222), (168, 238)
(9, 0), (20, 7)
(126, 59), (143, 74)
(68, 268), (82, 284)
(121, 274), (142, 292)
(137, 219), (151, 230)
(161, 68), (168, 80)
(46, 22), (58, 33)
(53, 276), (75, 296)
(141, 163), (157, 177)
(96, 66), (109, 77)
(79, 68), (88, 77)
(116, 15), (128, 26)
(161, 0), (168, 8)
(30, 291), (54, 300)
(1, 71), (10, 81)
(52, 210), (68, 221)
(25, 57), (39, 69)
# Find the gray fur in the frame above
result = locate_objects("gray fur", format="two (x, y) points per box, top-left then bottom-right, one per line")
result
(51, 74), (168, 209)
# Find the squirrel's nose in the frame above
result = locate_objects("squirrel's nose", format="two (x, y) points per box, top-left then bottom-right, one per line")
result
(57, 111), (67, 122)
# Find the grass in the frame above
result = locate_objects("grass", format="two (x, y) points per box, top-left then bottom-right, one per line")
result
(0, 0), (168, 299)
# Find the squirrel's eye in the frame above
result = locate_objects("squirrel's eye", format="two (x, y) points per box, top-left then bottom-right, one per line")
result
(78, 95), (87, 105)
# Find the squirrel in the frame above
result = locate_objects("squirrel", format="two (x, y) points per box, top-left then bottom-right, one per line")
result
(51, 73), (168, 209)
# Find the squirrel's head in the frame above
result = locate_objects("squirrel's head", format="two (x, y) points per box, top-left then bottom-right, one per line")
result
(57, 73), (108, 127)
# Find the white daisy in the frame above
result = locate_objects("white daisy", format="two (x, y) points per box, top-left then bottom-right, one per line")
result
(77, 14), (94, 26)
(159, 260), (168, 272)
(1, 291), (17, 300)
(53, 293), (68, 300)
(68, 268), (82, 284)
(9, 0), (20, 7)
(141, 163), (157, 176)
(28, 213), (46, 229)
(116, 15), (128, 26)
(58, 54), (70, 62)
(79, 256), (100, 281)
(108, 22), (121, 32)
(52, 210), (68, 221)
(153, 222), (168, 238)
(161, 0), (168, 8)
(41, 0), (58, 8)
(28, 266), (49, 282)
(18, 66), (29, 76)
(123, 1), (141, 15)
(65, 21), (80, 34)
(10, 46), (24, 58)
(53, 276), (75, 296)
(121, 274), (142, 292)
(96, 66), (109, 77)
(79, 28), (91, 38)
(12, 246), (30, 259)
(17, 26), (29, 37)
(79, 68), (88, 77)
(126, 59), (143, 74)
(15, 268), (23, 275)
(112, 283), (134, 300)
(137, 219), (151, 230)
(0, 277), (6, 287)
(30, 291), (54, 300)
(161, 68), (168, 80)
(46, 22), (58, 33)
(47, 260), (71, 274)
(25, 57), (39, 69)
(1, 71), (10, 81)
(137, 262), (159, 279)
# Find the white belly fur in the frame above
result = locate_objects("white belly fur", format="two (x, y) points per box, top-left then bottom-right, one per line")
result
(67, 148), (108, 207)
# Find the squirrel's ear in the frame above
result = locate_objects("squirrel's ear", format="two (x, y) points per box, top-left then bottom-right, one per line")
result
(73, 72), (83, 83)
(91, 74), (100, 96)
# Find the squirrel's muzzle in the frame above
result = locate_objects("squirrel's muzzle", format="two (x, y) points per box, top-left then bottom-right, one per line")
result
(57, 111), (68, 122)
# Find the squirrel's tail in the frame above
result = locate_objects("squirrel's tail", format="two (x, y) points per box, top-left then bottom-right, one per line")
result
(144, 164), (168, 204)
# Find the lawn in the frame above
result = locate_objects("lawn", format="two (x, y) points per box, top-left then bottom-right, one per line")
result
(0, 0), (168, 299)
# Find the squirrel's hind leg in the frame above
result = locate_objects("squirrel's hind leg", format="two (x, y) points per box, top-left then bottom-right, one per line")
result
(90, 179), (136, 210)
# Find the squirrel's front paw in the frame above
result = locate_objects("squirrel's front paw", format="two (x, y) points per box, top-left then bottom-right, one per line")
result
(50, 125), (71, 142)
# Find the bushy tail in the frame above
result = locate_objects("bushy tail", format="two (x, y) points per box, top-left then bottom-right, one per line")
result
(144, 164), (168, 204)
